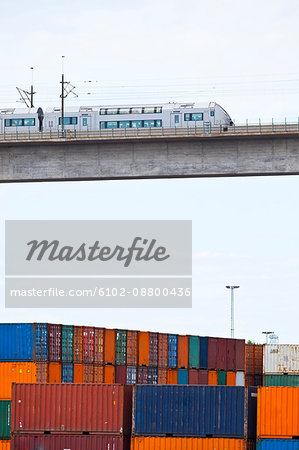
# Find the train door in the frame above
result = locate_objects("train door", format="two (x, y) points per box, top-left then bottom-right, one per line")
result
(81, 115), (92, 130)
(170, 112), (182, 127)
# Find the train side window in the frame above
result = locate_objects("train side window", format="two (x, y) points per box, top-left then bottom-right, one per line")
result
(59, 117), (78, 125)
(143, 107), (155, 114)
(131, 120), (142, 128)
(155, 107), (162, 113)
(12, 119), (24, 126)
(106, 108), (118, 115)
(143, 120), (155, 127)
(155, 120), (162, 127)
(100, 109), (107, 115)
(24, 118), (35, 126)
(119, 121), (131, 128)
(131, 108), (143, 114)
(82, 118), (88, 127)
(106, 121), (118, 128)
(191, 113), (203, 121)
(100, 122), (106, 129)
(119, 108), (131, 114)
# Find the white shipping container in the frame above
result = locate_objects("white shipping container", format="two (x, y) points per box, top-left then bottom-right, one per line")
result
(235, 371), (245, 386)
(263, 344), (299, 374)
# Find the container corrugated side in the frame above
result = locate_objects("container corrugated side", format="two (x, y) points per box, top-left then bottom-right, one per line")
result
(263, 344), (299, 374)
(0, 363), (37, 399)
(132, 385), (257, 438)
(0, 401), (10, 439)
(34, 323), (48, 361)
(257, 440), (299, 450)
(0, 441), (10, 450)
(0, 324), (33, 361)
(257, 386), (299, 438)
(264, 374), (299, 387)
(11, 383), (132, 435)
(11, 435), (130, 450)
(132, 437), (256, 450)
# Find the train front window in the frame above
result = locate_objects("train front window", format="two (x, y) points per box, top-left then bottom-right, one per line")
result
(210, 111), (215, 116)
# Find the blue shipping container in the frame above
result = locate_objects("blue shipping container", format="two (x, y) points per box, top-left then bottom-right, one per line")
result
(34, 323), (48, 361)
(257, 440), (299, 450)
(178, 369), (188, 384)
(62, 363), (74, 383)
(0, 324), (34, 361)
(133, 385), (257, 438)
(168, 335), (178, 368)
(199, 337), (208, 369)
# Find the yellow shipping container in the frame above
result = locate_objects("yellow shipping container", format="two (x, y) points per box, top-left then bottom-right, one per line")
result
(0, 362), (37, 399)
(131, 437), (255, 450)
(0, 440), (10, 450)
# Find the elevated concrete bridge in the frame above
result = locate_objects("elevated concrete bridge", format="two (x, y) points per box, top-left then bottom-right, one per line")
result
(1, 124), (299, 182)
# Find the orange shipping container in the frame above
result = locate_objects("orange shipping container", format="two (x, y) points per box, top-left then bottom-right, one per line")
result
(0, 441), (10, 450)
(73, 326), (83, 363)
(0, 362), (37, 399)
(105, 365), (115, 383)
(158, 333), (168, 368)
(93, 365), (104, 383)
(138, 332), (150, 366)
(131, 437), (255, 450)
(208, 370), (218, 385)
(94, 328), (104, 364)
(48, 363), (61, 383)
(257, 386), (299, 438)
(226, 371), (236, 386)
(178, 335), (189, 368)
(158, 368), (167, 384)
(74, 364), (84, 383)
(105, 329), (116, 364)
(167, 369), (178, 384)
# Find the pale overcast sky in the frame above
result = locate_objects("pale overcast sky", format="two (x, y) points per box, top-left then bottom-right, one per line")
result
(1, 0), (299, 343)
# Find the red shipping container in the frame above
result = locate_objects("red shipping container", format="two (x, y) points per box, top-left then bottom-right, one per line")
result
(94, 328), (105, 364)
(198, 369), (209, 385)
(73, 326), (83, 363)
(127, 331), (138, 365)
(158, 333), (168, 368)
(139, 332), (150, 366)
(11, 383), (132, 435)
(84, 364), (93, 383)
(11, 434), (130, 450)
(208, 337), (217, 369)
(83, 326), (95, 363)
(188, 369), (199, 385)
(217, 338), (227, 371)
(48, 324), (62, 362)
(235, 340), (245, 371)
(138, 366), (148, 384)
(158, 368), (167, 384)
(105, 329), (116, 364)
(178, 335), (188, 368)
(116, 365), (127, 384)
(149, 332), (158, 366)
(226, 339), (236, 371)
(104, 365), (115, 383)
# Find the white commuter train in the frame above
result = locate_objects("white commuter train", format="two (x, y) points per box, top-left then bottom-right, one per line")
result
(0, 102), (233, 133)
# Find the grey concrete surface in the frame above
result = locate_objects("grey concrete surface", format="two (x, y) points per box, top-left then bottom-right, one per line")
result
(1, 133), (299, 182)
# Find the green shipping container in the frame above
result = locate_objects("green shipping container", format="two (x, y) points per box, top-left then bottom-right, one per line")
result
(264, 374), (299, 387)
(115, 330), (127, 365)
(189, 335), (199, 369)
(0, 401), (10, 439)
(218, 371), (227, 385)
(62, 325), (74, 362)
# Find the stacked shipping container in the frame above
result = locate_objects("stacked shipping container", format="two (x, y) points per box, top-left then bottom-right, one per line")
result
(263, 344), (299, 387)
(132, 385), (257, 449)
(257, 386), (299, 449)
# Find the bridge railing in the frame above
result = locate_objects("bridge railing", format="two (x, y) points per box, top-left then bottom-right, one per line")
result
(0, 121), (299, 142)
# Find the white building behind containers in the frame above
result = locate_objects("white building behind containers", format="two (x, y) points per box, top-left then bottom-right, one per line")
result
(263, 344), (299, 374)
